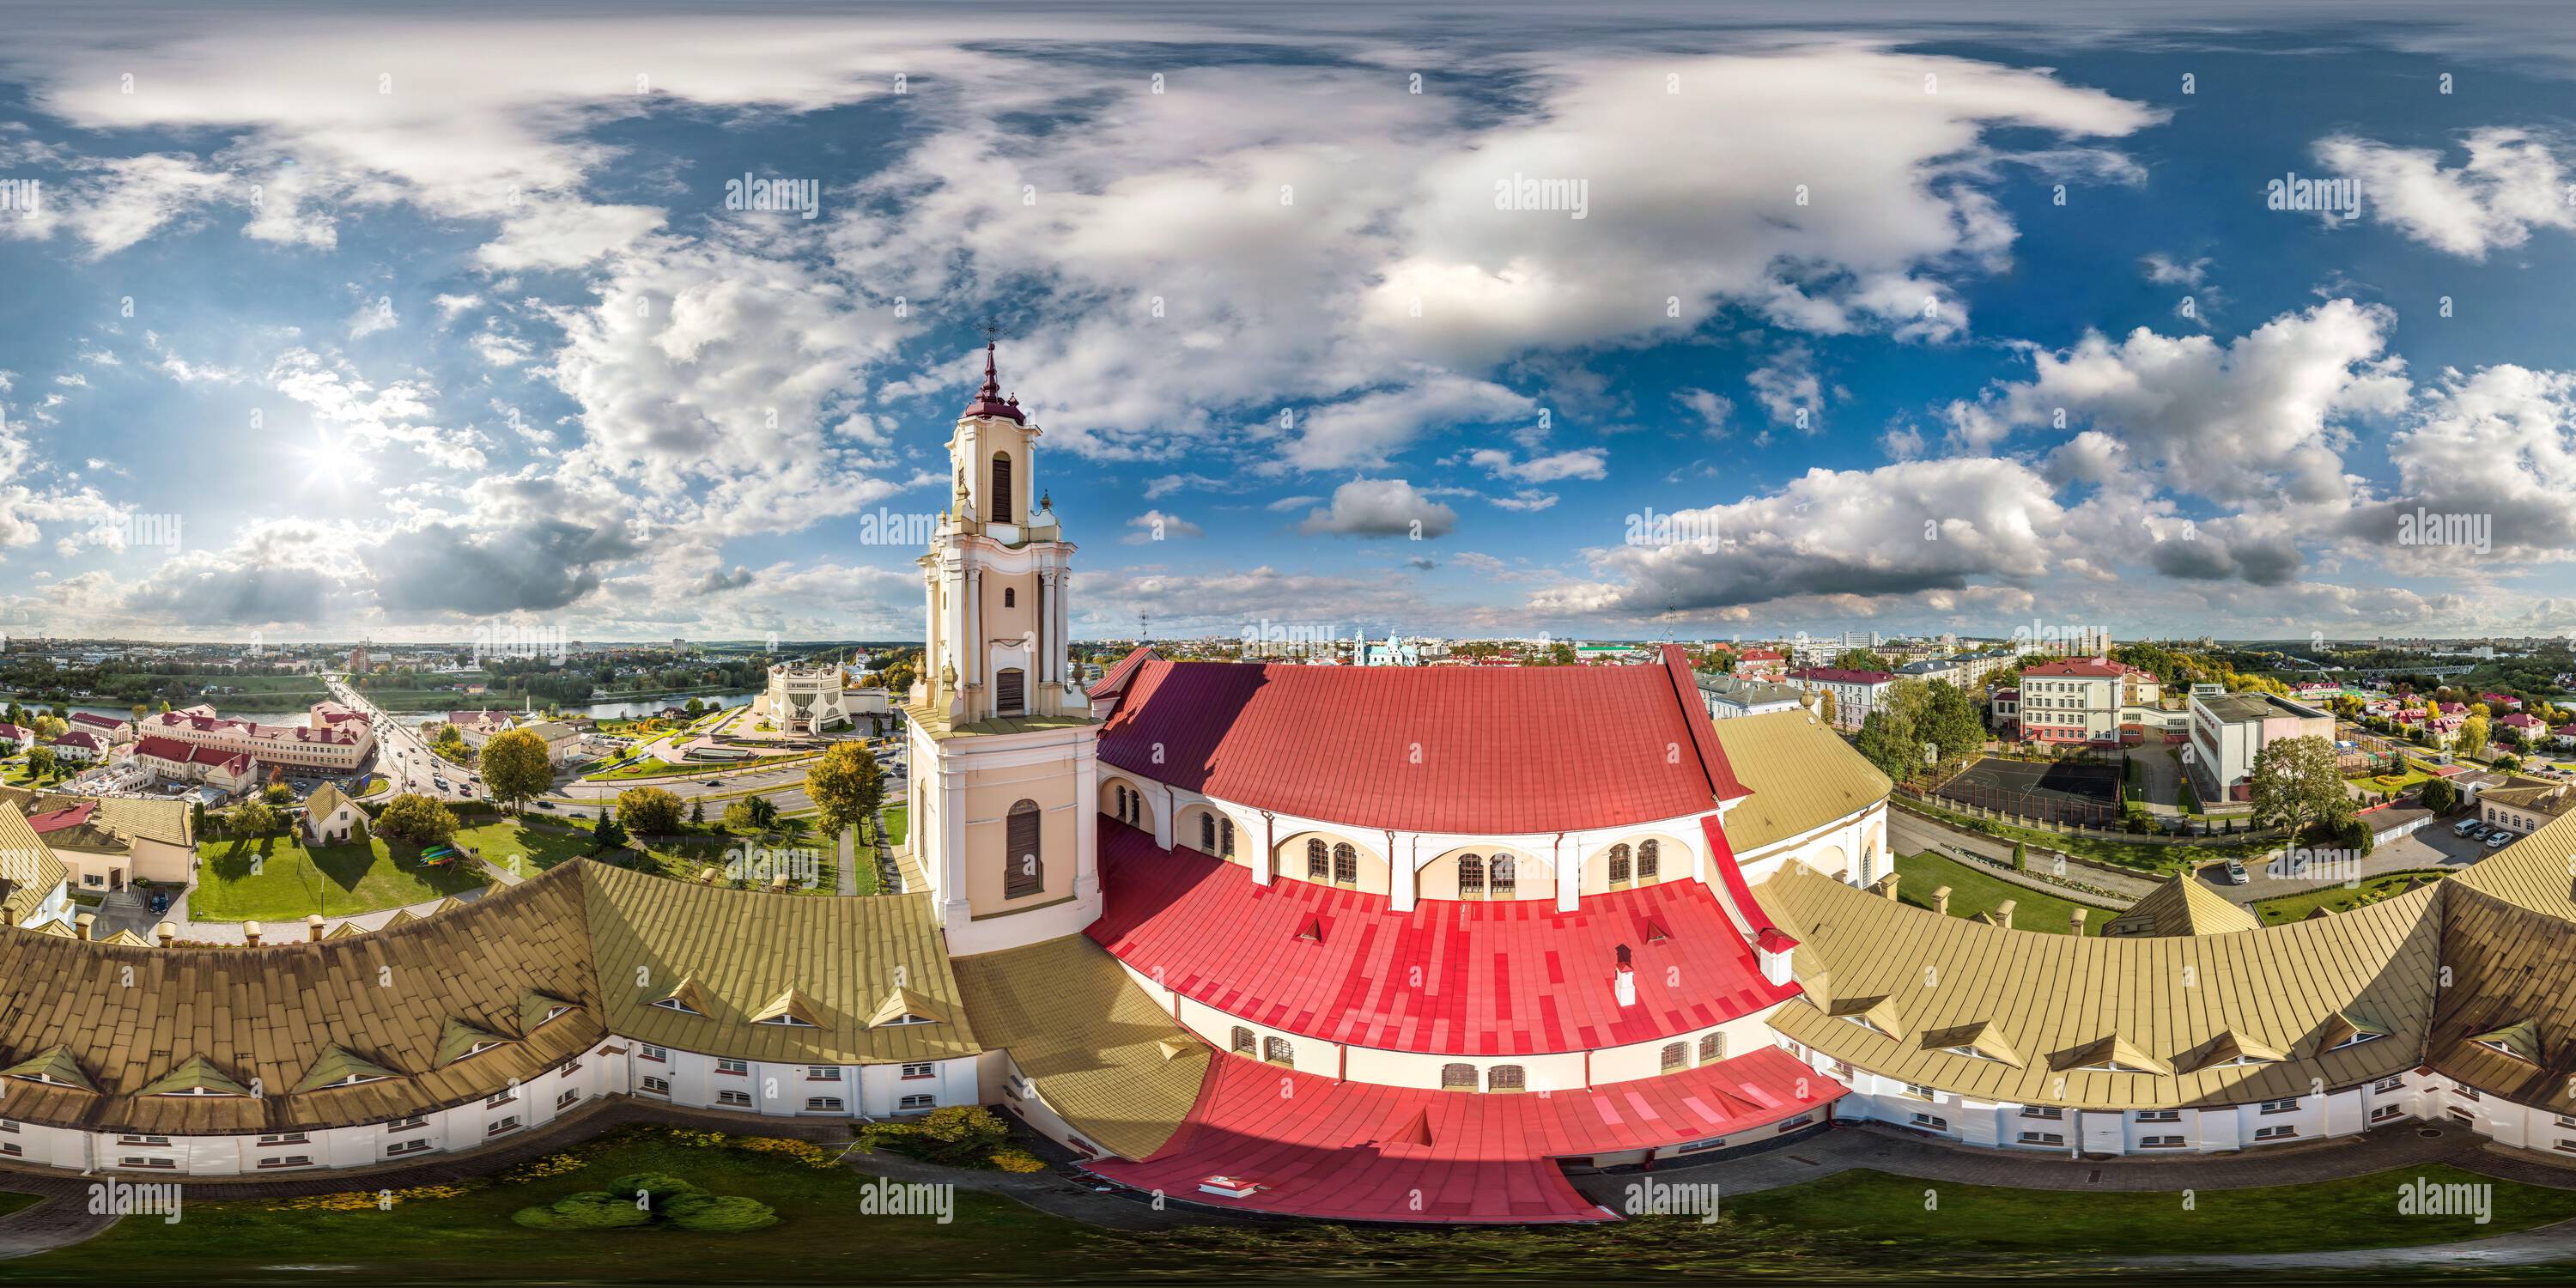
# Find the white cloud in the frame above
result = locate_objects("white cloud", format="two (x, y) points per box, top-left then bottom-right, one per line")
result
(1747, 343), (1824, 429)
(1467, 447), (1606, 483)
(1673, 386), (1734, 437)
(1122, 510), (1205, 544)
(1297, 478), (1458, 538)
(2318, 127), (2576, 259)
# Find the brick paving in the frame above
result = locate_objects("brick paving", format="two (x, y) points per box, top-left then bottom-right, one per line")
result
(0, 1176), (117, 1261)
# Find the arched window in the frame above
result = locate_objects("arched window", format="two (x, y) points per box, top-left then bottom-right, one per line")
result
(1607, 843), (1631, 886)
(1660, 1042), (1687, 1072)
(1230, 1026), (1255, 1054)
(1003, 799), (1042, 898)
(1307, 838), (1328, 881)
(1199, 812), (1217, 853)
(1440, 1063), (1477, 1091)
(1490, 854), (1516, 897)
(1637, 839), (1661, 882)
(1698, 1032), (1725, 1064)
(1332, 842), (1357, 886)
(1220, 817), (1236, 858)
(990, 453), (1013, 525)
(1262, 1036), (1295, 1067)
(1486, 1065), (1526, 1092)
(1112, 785), (1128, 821)
(1003, 587), (1016, 608)
(1457, 853), (1485, 897)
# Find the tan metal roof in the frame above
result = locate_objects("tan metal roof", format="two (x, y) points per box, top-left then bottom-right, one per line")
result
(582, 861), (978, 1066)
(0, 799), (68, 925)
(1707, 709), (1891, 854)
(951, 933), (1208, 1161)
(2102, 875), (2260, 938)
(1758, 860), (2439, 1109)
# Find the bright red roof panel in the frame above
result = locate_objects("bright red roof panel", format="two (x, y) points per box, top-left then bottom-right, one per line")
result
(1086, 1044), (1839, 1223)
(1098, 645), (1742, 833)
(1087, 821), (1799, 1056)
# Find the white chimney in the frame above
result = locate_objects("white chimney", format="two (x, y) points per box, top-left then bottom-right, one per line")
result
(1614, 963), (1637, 1008)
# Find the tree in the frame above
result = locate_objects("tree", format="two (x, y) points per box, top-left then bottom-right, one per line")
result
(723, 794), (781, 834)
(229, 800), (282, 838)
(690, 799), (705, 825)
(377, 793), (461, 846)
(1852, 709), (1918, 781)
(480, 729), (553, 814)
(262, 782), (293, 805)
(683, 696), (705, 717)
(31, 714), (66, 740)
(616, 786), (685, 837)
(2460, 714), (2491, 758)
(806, 742), (884, 841)
(591, 808), (629, 853)
(1919, 681), (1985, 767)
(130, 702), (148, 723)
(2247, 734), (2352, 844)
(25, 746), (55, 781)
(1829, 647), (1882, 671)
(1818, 689), (1838, 727)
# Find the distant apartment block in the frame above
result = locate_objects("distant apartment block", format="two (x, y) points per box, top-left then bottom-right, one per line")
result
(2185, 686), (2335, 804)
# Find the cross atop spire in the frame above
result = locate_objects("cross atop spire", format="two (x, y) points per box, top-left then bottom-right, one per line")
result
(963, 325), (1025, 423)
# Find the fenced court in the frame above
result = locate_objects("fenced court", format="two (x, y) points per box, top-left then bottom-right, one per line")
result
(1935, 756), (2124, 827)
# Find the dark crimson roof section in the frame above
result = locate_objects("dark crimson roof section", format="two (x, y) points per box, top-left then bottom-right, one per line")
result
(1701, 811), (1791, 949)
(1087, 822), (1799, 1055)
(1086, 1044), (1839, 1223)
(1098, 653), (1742, 834)
(1089, 645), (1159, 703)
(1659, 645), (1747, 802)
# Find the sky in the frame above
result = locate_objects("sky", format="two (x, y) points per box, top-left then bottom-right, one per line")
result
(2, 1), (2575, 644)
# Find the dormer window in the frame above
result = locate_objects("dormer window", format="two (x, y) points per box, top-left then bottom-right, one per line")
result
(652, 998), (702, 1016)
(2328, 1030), (2385, 1051)
(755, 1013), (817, 1028)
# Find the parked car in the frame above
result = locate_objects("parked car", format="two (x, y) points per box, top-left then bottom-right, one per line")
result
(2454, 818), (2482, 837)
(704, 779), (722, 787)
(534, 800), (554, 810)
(2221, 858), (2248, 885)
(2487, 831), (2512, 849)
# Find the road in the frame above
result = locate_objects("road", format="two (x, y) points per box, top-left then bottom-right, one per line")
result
(322, 675), (485, 805)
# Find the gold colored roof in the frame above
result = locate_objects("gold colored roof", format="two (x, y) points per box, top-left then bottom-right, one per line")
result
(434, 1018), (509, 1067)
(304, 781), (352, 818)
(951, 933), (1207, 1161)
(866, 987), (951, 1030)
(1707, 710), (1891, 854)
(0, 800), (67, 925)
(582, 861), (976, 1066)
(2103, 875), (2259, 939)
(750, 987), (825, 1028)
(1758, 859), (2438, 1109)
(2, 1046), (95, 1091)
(1920, 1020), (2024, 1069)
(291, 1045), (407, 1095)
(137, 1054), (252, 1097)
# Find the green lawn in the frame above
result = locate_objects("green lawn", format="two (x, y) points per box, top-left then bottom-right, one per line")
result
(3, 1127), (1095, 1283)
(191, 835), (490, 920)
(2253, 868), (2451, 925)
(1895, 850), (2105, 935)
(1725, 1164), (2576, 1258)
(452, 817), (598, 876)
(1899, 797), (2270, 873)
(883, 803), (908, 846)
(0, 1190), (37, 1219)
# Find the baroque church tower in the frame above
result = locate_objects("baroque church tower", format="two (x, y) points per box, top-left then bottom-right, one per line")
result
(902, 343), (1102, 955)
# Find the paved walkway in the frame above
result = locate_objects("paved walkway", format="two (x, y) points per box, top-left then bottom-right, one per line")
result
(152, 880), (504, 945)
(1889, 810), (2154, 903)
(0, 1176), (118, 1261)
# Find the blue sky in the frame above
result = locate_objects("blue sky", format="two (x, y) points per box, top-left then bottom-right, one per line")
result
(1, 2), (2573, 643)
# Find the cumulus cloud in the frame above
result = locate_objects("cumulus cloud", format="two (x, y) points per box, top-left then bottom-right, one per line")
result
(1123, 510), (1204, 544)
(1467, 447), (1607, 483)
(1673, 386), (1734, 436)
(1297, 479), (1458, 538)
(1747, 344), (1824, 429)
(2317, 126), (2575, 258)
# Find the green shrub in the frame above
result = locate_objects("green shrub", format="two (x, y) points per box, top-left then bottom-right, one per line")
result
(859, 1104), (1012, 1167)
(664, 1193), (781, 1232)
(512, 1191), (653, 1230)
(606, 1171), (702, 1207)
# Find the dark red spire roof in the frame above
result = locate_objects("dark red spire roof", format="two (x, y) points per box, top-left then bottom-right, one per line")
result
(963, 340), (1025, 423)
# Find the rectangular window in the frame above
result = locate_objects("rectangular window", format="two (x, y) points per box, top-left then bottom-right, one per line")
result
(899, 1093), (937, 1112)
(2376, 1076), (2407, 1093)
(0, 1120), (18, 1133)
(900, 1062), (934, 1080)
(257, 1155), (314, 1170)
(2455, 1086), (2482, 1102)
(2135, 1110), (2181, 1123)
(1775, 1114), (1815, 1133)
(558, 1059), (582, 1078)
(2556, 1139), (2576, 1156)
(387, 1116), (428, 1133)
(2020, 1106), (2064, 1120)
(487, 1117), (522, 1137)
(810, 1066), (843, 1082)
(717, 1089), (753, 1107)
(716, 1058), (749, 1076)
(2258, 1097), (2300, 1115)
(1902, 1083), (1937, 1100)
(119, 1157), (177, 1170)
(638, 1044), (668, 1063)
(2138, 1135), (2185, 1149)
(118, 1135), (172, 1147)
(806, 1097), (845, 1113)
(0, 1142), (19, 1157)
(2371, 1104), (2406, 1123)
(257, 1133), (309, 1146)
(640, 1077), (671, 1097)
(486, 1091), (517, 1109)
(2017, 1132), (2064, 1146)
(386, 1139), (432, 1157)
(556, 1089), (580, 1110)
(2253, 1125), (2297, 1142)
(1909, 1113), (1948, 1131)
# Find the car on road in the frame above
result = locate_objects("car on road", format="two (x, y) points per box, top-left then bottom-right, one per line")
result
(2454, 818), (2482, 836)
(535, 800), (554, 809)
(2488, 831), (2512, 849)
(704, 779), (722, 787)
(2221, 858), (2248, 884)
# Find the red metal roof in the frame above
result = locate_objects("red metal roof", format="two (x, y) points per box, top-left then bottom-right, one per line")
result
(1087, 822), (1798, 1056)
(25, 801), (97, 834)
(1086, 1044), (1840, 1223)
(1098, 645), (1743, 833)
